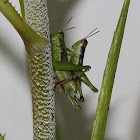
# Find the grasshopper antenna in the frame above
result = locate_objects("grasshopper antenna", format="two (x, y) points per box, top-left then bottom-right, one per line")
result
(60, 17), (73, 30)
(85, 28), (99, 39)
(86, 30), (100, 39)
(63, 27), (75, 32)
(85, 28), (97, 38)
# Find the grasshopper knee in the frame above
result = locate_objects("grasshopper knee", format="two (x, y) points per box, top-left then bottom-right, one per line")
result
(79, 96), (85, 102)
(83, 65), (91, 72)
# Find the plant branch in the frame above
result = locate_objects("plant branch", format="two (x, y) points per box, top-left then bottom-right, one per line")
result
(91, 0), (131, 139)
(0, 0), (47, 54)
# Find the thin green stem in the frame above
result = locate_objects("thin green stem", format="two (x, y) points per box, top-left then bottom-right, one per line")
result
(91, 0), (131, 139)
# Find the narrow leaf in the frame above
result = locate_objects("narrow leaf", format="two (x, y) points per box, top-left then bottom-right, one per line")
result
(91, 0), (131, 139)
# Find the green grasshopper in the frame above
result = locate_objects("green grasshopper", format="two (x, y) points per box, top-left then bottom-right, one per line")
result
(50, 18), (91, 109)
(51, 28), (99, 110)
(57, 29), (99, 103)
(51, 29), (91, 110)
(70, 28), (99, 99)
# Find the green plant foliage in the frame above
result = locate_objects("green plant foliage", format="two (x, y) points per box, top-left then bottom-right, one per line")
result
(91, 0), (131, 139)
(0, 134), (5, 140)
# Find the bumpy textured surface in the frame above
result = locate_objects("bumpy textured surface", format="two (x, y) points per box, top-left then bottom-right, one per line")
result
(24, 0), (50, 39)
(24, 0), (55, 139)
(29, 51), (55, 140)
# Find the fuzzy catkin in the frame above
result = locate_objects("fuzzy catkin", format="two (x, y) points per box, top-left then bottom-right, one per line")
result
(24, 0), (55, 139)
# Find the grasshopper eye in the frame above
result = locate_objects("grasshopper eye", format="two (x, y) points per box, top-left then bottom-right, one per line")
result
(56, 32), (64, 36)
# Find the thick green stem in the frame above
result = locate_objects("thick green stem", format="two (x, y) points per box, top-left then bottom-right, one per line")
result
(91, 0), (131, 139)
(24, 0), (55, 139)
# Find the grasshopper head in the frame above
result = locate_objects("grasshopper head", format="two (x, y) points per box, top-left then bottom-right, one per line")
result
(56, 31), (64, 36)
(50, 31), (65, 46)
(50, 31), (64, 40)
(80, 38), (88, 48)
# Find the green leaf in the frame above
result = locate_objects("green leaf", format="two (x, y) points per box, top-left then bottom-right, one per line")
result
(91, 0), (131, 140)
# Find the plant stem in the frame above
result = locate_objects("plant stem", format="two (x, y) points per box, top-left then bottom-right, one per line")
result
(24, 0), (55, 139)
(91, 0), (131, 139)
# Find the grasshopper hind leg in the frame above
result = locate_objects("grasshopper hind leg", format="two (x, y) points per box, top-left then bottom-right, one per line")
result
(55, 73), (86, 102)
(59, 82), (81, 110)
(68, 95), (81, 110)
